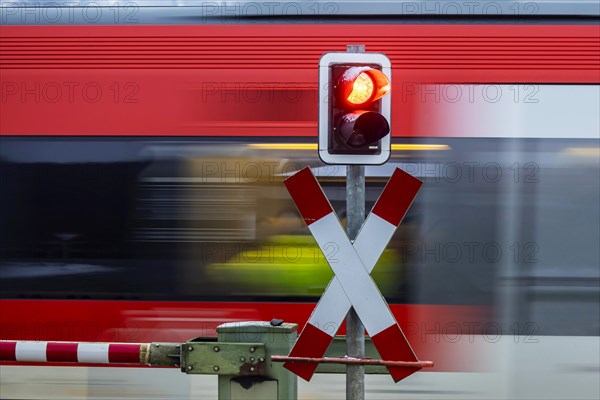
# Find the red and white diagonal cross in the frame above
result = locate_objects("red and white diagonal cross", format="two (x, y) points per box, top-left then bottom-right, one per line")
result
(283, 167), (422, 382)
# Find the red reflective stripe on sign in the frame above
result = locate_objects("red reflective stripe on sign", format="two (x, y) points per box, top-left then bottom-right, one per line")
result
(108, 344), (140, 364)
(372, 168), (422, 227)
(0, 342), (17, 361)
(46, 342), (78, 362)
(371, 324), (420, 383)
(284, 167), (332, 226)
(284, 323), (332, 381)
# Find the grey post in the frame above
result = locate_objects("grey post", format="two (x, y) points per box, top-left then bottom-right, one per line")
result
(345, 168), (367, 399)
(346, 164), (366, 400)
(345, 43), (367, 400)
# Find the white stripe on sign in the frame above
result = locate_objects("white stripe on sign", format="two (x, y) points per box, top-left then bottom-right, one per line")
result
(308, 213), (397, 331)
(307, 280), (346, 335)
(353, 213), (398, 270)
(309, 212), (396, 336)
(77, 343), (109, 363)
(15, 341), (47, 362)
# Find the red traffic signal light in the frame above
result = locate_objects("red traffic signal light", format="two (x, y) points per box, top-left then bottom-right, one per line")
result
(319, 52), (392, 165)
(339, 67), (391, 107)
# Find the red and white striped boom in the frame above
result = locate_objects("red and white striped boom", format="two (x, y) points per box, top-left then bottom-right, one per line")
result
(0, 341), (148, 364)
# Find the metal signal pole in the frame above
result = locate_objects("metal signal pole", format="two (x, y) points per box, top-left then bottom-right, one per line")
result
(345, 43), (367, 400)
(346, 163), (366, 400)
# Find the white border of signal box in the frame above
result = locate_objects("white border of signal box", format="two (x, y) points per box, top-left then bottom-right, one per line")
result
(318, 52), (392, 165)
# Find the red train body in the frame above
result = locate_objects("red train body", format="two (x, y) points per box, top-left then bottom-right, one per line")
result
(1, 18), (599, 378)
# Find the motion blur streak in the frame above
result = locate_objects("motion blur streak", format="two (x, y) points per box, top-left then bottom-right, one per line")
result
(1, 1), (599, 399)
(247, 144), (451, 151)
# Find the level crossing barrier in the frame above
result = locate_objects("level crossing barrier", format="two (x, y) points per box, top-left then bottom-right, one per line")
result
(0, 320), (433, 399)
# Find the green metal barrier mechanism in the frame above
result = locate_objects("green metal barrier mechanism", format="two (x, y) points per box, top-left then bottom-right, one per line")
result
(173, 321), (399, 400)
(181, 321), (298, 400)
(101, 319), (424, 399)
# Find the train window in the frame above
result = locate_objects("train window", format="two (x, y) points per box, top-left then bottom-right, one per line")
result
(1, 136), (598, 336)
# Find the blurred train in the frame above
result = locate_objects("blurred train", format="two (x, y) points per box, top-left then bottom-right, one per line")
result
(1, 1), (599, 399)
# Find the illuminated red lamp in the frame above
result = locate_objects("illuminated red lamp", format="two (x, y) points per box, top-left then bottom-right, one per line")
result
(335, 67), (391, 149)
(338, 67), (391, 107)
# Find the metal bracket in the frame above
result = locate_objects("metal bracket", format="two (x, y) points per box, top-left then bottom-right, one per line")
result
(182, 342), (266, 376)
(148, 343), (182, 367)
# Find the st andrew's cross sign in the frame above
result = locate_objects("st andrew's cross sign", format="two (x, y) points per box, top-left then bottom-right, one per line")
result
(282, 167), (425, 382)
